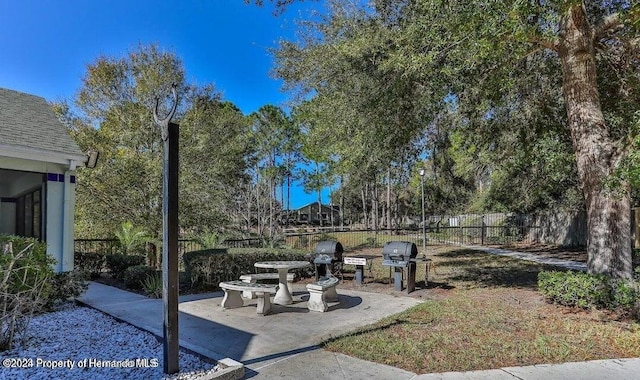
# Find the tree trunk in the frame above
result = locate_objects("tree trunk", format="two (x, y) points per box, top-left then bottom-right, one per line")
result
(372, 178), (379, 231)
(269, 152), (275, 238)
(558, 4), (632, 278)
(361, 186), (368, 228)
(340, 175), (345, 228)
(256, 167), (261, 235)
(316, 162), (323, 227)
(386, 168), (392, 231)
(286, 170), (291, 228)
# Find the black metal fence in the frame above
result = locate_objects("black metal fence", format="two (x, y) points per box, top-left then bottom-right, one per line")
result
(74, 237), (263, 256)
(74, 213), (539, 256)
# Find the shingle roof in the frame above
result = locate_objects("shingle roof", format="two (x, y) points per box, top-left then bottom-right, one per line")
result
(0, 87), (84, 157)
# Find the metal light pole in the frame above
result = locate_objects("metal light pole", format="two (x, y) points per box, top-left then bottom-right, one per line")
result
(153, 85), (179, 375)
(419, 168), (426, 252)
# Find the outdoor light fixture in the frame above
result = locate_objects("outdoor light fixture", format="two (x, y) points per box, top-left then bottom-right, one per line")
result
(86, 149), (99, 169)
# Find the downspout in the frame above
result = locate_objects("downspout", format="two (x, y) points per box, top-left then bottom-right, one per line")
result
(61, 160), (76, 272)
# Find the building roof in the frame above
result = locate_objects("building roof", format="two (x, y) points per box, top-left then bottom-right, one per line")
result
(0, 87), (85, 163)
(293, 202), (340, 211)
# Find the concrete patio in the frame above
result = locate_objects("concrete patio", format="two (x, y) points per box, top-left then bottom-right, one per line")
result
(78, 281), (423, 378)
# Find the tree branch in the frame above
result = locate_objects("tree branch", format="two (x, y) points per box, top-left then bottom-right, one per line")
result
(531, 36), (559, 52)
(594, 13), (623, 41)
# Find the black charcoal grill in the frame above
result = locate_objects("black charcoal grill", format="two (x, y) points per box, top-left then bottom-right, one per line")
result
(313, 240), (344, 280)
(381, 241), (418, 293)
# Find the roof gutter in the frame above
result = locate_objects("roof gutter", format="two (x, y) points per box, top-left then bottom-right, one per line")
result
(0, 143), (87, 166)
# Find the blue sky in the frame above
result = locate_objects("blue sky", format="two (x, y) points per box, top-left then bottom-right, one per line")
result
(0, 0), (330, 209)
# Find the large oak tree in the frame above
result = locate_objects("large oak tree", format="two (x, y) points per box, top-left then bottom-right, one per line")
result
(272, 0), (639, 278)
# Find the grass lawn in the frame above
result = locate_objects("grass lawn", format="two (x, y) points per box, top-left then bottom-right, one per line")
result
(323, 246), (640, 374)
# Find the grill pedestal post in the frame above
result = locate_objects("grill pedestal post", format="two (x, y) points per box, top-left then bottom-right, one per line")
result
(390, 262), (417, 293)
(393, 267), (403, 291)
(407, 262), (416, 293)
(355, 266), (364, 285)
(315, 263), (328, 281)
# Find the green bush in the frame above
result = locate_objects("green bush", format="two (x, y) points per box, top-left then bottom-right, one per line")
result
(538, 271), (609, 308)
(46, 271), (88, 309)
(538, 270), (640, 313)
(183, 248), (311, 289)
(0, 235), (55, 296)
(142, 272), (162, 298)
(0, 235), (55, 350)
(610, 278), (640, 309)
(123, 265), (157, 289)
(74, 251), (106, 279)
(105, 254), (145, 280)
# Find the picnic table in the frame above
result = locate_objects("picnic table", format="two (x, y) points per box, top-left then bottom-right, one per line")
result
(254, 260), (311, 305)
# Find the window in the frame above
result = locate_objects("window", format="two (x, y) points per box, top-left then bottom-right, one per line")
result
(16, 188), (42, 240)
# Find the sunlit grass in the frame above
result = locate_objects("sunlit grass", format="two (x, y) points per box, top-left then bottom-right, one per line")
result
(322, 247), (640, 374)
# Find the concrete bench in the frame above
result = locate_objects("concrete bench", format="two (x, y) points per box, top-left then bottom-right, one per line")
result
(239, 272), (295, 299)
(306, 276), (339, 312)
(219, 281), (277, 315)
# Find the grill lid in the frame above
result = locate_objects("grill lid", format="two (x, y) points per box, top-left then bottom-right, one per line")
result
(313, 240), (344, 262)
(314, 240), (344, 255)
(382, 241), (418, 264)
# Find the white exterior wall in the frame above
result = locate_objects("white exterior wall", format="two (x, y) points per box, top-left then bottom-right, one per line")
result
(1, 156), (79, 272)
(45, 172), (76, 272)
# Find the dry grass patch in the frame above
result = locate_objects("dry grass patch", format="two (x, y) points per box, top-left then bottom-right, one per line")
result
(324, 247), (640, 374)
(323, 288), (640, 373)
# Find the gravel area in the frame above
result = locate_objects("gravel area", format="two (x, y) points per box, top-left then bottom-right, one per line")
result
(0, 304), (219, 380)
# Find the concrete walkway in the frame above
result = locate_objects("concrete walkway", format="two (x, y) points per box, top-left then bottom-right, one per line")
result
(78, 281), (422, 379)
(460, 244), (588, 271)
(76, 246), (639, 379)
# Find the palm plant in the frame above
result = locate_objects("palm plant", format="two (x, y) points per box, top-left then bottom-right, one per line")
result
(114, 221), (150, 255)
(197, 230), (225, 249)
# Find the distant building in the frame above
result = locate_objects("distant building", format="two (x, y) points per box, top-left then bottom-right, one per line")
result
(0, 87), (87, 272)
(285, 202), (341, 226)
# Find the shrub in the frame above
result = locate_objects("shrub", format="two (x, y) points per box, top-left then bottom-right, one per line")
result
(123, 265), (157, 289)
(366, 237), (376, 247)
(183, 248), (311, 289)
(538, 271), (609, 309)
(0, 235), (54, 350)
(609, 279), (640, 310)
(74, 251), (106, 279)
(142, 272), (162, 298)
(538, 270), (640, 314)
(105, 254), (145, 280)
(45, 271), (88, 309)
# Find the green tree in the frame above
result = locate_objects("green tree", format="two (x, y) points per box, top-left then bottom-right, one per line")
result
(400, 0), (639, 278)
(274, 0), (640, 278)
(60, 44), (251, 239)
(249, 105), (296, 235)
(179, 90), (252, 235)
